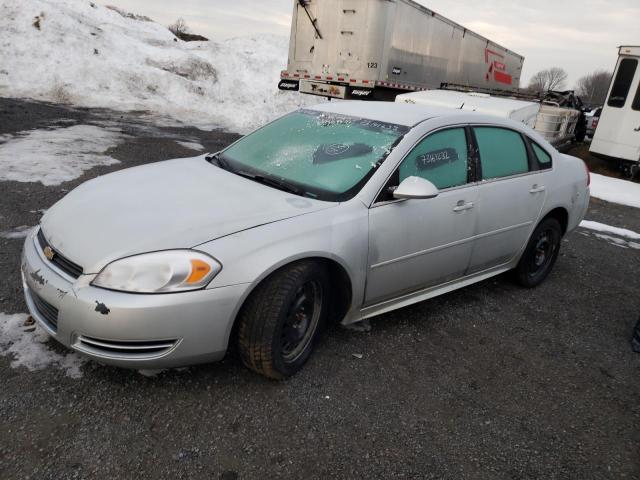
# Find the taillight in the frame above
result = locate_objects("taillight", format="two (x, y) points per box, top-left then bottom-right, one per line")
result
(593, 118), (599, 129)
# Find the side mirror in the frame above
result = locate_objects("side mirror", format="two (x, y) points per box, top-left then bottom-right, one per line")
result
(393, 176), (439, 200)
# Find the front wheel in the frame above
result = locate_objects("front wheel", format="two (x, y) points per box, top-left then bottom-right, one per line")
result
(237, 261), (329, 379)
(514, 218), (562, 288)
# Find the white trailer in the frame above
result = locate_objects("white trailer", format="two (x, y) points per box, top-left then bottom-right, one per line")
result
(280, 0), (524, 100)
(590, 46), (640, 175)
(396, 90), (582, 149)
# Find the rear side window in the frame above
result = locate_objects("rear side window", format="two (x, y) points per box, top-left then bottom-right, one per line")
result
(608, 58), (638, 108)
(399, 128), (469, 190)
(531, 142), (552, 169)
(474, 127), (529, 179)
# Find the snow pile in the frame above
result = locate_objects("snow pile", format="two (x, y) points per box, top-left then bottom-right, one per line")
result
(0, 125), (123, 185)
(590, 174), (640, 209)
(0, 312), (86, 378)
(0, 0), (319, 133)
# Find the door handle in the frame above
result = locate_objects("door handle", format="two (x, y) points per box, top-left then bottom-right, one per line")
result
(453, 201), (474, 212)
(529, 184), (546, 194)
(634, 126), (640, 132)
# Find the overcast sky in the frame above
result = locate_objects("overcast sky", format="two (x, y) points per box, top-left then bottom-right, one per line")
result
(102, 0), (639, 87)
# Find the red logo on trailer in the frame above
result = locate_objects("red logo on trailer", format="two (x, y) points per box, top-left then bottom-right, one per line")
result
(485, 48), (513, 86)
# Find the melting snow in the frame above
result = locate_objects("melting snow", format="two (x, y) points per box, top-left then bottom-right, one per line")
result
(579, 220), (640, 250)
(594, 233), (640, 250)
(590, 174), (640, 209)
(0, 125), (123, 185)
(0, 225), (34, 239)
(0, 0), (321, 134)
(579, 220), (640, 240)
(0, 312), (86, 378)
(176, 141), (205, 151)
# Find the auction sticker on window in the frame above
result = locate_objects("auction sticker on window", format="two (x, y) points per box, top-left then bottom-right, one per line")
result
(415, 148), (458, 170)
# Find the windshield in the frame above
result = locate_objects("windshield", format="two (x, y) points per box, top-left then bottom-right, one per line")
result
(218, 109), (409, 201)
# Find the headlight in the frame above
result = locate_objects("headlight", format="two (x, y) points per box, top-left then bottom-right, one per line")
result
(91, 250), (222, 293)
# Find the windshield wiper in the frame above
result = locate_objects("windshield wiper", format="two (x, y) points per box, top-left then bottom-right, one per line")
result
(206, 153), (232, 172)
(207, 155), (305, 196)
(236, 170), (304, 196)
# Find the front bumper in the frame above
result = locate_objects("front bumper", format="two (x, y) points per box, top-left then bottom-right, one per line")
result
(21, 229), (250, 369)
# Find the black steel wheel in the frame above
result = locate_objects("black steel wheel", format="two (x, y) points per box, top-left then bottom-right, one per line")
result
(237, 261), (329, 379)
(515, 217), (562, 288)
(280, 280), (323, 363)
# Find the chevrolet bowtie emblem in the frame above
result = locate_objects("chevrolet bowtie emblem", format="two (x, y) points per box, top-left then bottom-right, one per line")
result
(43, 245), (55, 261)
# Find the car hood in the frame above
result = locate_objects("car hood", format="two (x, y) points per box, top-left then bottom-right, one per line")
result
(41, 156), (335, 273)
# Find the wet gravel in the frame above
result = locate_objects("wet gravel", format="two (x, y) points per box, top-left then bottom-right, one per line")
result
(0, 98), (639, 479)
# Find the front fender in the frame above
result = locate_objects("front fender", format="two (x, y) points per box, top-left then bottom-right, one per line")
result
(197, 201), (369, 323)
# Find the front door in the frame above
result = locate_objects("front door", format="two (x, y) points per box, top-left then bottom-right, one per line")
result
(365, 127), (478, 305)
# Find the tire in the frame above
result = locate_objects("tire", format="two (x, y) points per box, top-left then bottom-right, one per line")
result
(237, 261), (329, 380)
(514, 217), (562, 288)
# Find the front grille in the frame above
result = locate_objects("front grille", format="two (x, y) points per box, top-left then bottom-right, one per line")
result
(75, 336), (178, 359)
(32, 292), (59, 331)
(37, 229), (83, 279)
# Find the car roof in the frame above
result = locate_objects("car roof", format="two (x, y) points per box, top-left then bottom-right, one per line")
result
(307, 100), (470, 127)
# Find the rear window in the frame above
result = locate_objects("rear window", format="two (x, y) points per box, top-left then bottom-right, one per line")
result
(474, 127), (529, 179)
(608, 58), (638, 108)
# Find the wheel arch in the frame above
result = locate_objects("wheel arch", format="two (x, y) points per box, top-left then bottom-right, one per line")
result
(541, 206), (569, 235)
(225, 254), (355, 350)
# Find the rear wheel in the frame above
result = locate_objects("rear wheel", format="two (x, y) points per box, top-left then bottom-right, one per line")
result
(237, 261), (329, 379)
(514, 218), (562, 288)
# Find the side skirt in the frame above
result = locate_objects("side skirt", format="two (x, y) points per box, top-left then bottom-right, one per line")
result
(356, 263), (513, 322)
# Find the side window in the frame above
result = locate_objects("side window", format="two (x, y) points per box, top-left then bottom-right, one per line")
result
(474, 127), (529, 179)
(608, 58), (637, 108)
(531, 141), (552, 169)
(633, 80), (640, 111)
(398, 128), (468, 190)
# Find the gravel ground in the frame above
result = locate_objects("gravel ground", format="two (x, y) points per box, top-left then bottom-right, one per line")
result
(0, 98), (639, 480)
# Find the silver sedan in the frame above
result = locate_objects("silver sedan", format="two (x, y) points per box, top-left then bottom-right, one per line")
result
(21, 102), (590, 379)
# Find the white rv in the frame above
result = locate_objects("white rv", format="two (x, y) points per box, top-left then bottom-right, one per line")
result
(590, 46), (640, 175)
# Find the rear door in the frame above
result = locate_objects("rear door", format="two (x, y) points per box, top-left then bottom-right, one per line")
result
(593, 55), (640, 161)
(467, 126), (549, 274)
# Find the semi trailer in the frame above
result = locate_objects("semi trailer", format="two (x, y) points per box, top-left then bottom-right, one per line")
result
(279, 0), (524, 100)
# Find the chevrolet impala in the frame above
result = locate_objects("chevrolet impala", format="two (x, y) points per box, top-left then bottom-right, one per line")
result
(21, 102), (590, 379)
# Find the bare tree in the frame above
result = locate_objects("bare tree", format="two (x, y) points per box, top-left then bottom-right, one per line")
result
(168, 18), (189, 37)
(576, 70), (612, 105)
(528, 67), (569, 93)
